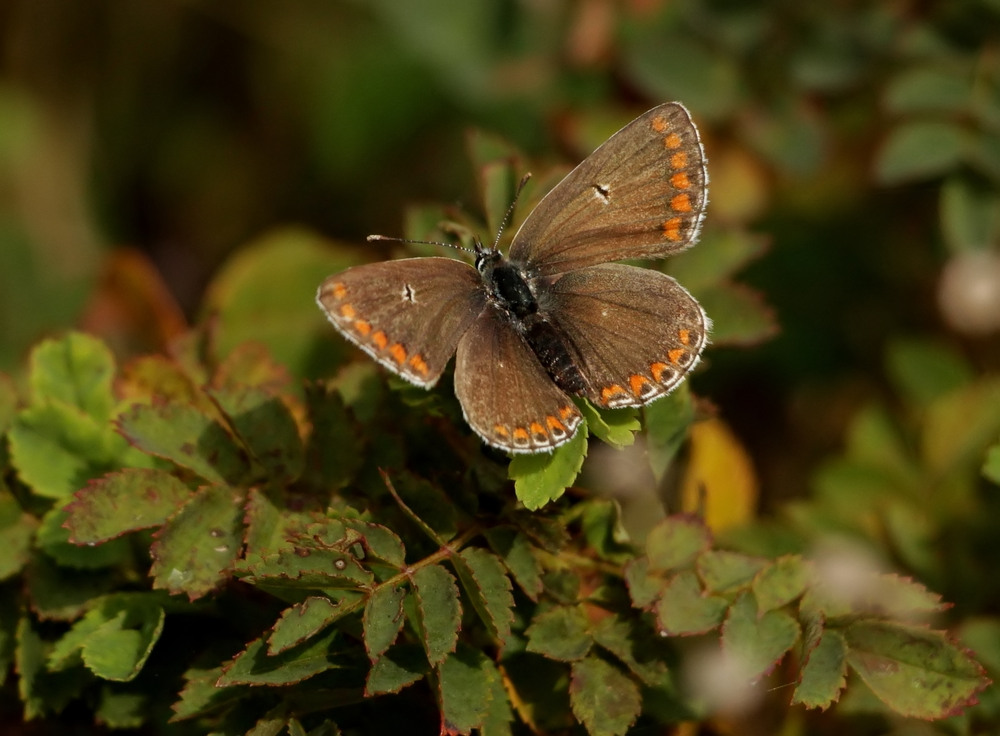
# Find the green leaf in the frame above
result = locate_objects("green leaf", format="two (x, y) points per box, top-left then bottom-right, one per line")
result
(578, 499), (632, 563)
(365, 643), (428, 696)
(668, 231), (769, 292)
(697, 550), (768, 595)
(95, 686), (148, 729)
(752, 555), (810, 612)
(875, 121), (966, 183)
(451, 548), (514, 646)
(623, 557), (665, 610)
(923, 378), (1000, 477)
(721, 592), (800, 681)
(644, 383), (695, 483)
(510, 427), (587, 510)
(569, 655), (641, 736)
(149, 484), (244, 599)
(28, 332), (116, 422)
(984, 443), (1000, 484)
(236, 545), (373, 590)
(579, 403), (639, 450)
(16, 616), (89, 719)
(526, 606), (592, 662)
(343, 518), (406, 569)
(591, 616), (670, 687)
(302, 384), (363, 492)
(363, 585), (405, 662)
(656, 570), (728, 636)
(485, 527), (542, 600)
(203, 228), (359, 378)
(884, 65), (973, 115)
(940, 174), (1000, 253)
(845, 621), (989, 719)
(62, 468), (192, 544)
(117, 401), (250, 485)
(208, 385), (304, 482)
(36, 508), (131, 570)
(219, 628), (339, 686)
(0, 372), (17, 435)
(410, 564), (461, 666)
(480, 655), (514, 736)
(885, 338), (973, 408)
(24, 554), (115, 622)
(268, 597), (348, 655)
(694, 283), (777, 346)
(646, 515), (712, 572)
(48, 594), (164, 681)
(9, 402), (124, 499)
(437, 646), (492, 735)
(792, 624), (847, 710)
(0, 488), (36, 581)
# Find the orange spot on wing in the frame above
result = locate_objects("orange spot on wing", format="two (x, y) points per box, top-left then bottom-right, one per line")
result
(662, 217), (683, 241)
(494, 425), (509, 438)
(600, 384), (627, 404)
(629, 374), (651, 397)
(354, 319), (372, 336)
(339, 303), (356, 320)
(559, 405), (576, 421)
(670, 151), (688, 169)
(668, 348), (685, 365)
(664, 132), (682, 149)
(513, 427), (530, 442)
(651, 362), (670, 382)
(678, 328), (690, 345)
(529, 422), (546, 438)
(671, 193), (693, 213)
(372, 331), (388, 349)
(651, 115), (668, 133)
(331, 282), (347, 300)
(409, 353), (429, 375)
(546, 415), (566, 432)
(389, 343), (407, 365)
(671, 172), (691, 189)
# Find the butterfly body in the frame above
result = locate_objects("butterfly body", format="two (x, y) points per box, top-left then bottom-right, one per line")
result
(319, 102), (709, 454)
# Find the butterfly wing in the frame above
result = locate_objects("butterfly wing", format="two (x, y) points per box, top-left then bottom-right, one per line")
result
(454, 306), (583, 453)
(317, 257), (486, 387)
(540, 263), (709, 408)
(509, 103), (707, 276)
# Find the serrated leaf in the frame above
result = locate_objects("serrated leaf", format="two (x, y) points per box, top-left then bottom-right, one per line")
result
(411, 564), (461, 666)
(9, 402), (125, 499)
(802, 572), (948, 620)
(116, 354), (212, 410)
(343, 518), (406, 569)
(623, 557), (665, 610)
(875, 121), (966, 183)
(172, 664), (247, 721)
(579, 403), (639, 449)
(510, 427), (587, 510)
(792, 625), (847, 710)
(208, 385), (304, 482)
(36, 508), (132, 570)
(364, 585), (405, 662)
(219, 628), (339, 686)
(480, 655), (513, 736)
(16, 616), (89, 719)
(656, 570), (728, 636)
(149, 484), (244, 600)
(697, 550), (768, 594)
(365, 643), (428, 696)
(591, 616), (670, 687)
(752, 555), (810, 612)
(721, 592), (800, 681)
(25, 554), (115, 622)
(268, 597), (349, 656)
(569, 656), (641, 736)
(63, 469), (192, 544)
(526, 606), (592, 662)
(437, 646), (493, 735)
(235, 545), (373, 590)
(0, 488), (36, 581)
(29, 333), (115, 422)
(845, 621), (988, 719)
(646, 515), (711, 572)
(485, 527), (542, 600)
(452, 548), (514, 646)
(48, 594), (164, 681)
(117, 401), (250, 485)
(303, 384), (363, 491)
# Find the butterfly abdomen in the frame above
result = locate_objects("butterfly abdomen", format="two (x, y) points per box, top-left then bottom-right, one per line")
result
(522, 316), (589, 395)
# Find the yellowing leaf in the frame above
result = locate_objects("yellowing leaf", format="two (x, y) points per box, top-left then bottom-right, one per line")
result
(679, 418), (758, 532)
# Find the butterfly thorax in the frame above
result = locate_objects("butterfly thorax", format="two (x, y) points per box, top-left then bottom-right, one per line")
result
(476, 248), (590, 396)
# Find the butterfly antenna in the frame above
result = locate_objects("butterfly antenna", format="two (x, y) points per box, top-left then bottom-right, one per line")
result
(491, 172), (532, 251)
(366, 233), (476, 255)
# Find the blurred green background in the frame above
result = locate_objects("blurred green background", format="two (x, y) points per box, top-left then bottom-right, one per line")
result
(1, 0), (999, 507)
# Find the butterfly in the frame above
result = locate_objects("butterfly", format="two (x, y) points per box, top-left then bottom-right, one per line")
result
(318, 102), (709, 454)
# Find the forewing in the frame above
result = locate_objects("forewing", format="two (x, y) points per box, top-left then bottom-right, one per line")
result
(542, 264), (709, 408)
(317, 257), (485, 387)
(509, 103), (707, 276)
(454, 306), (583, 453)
